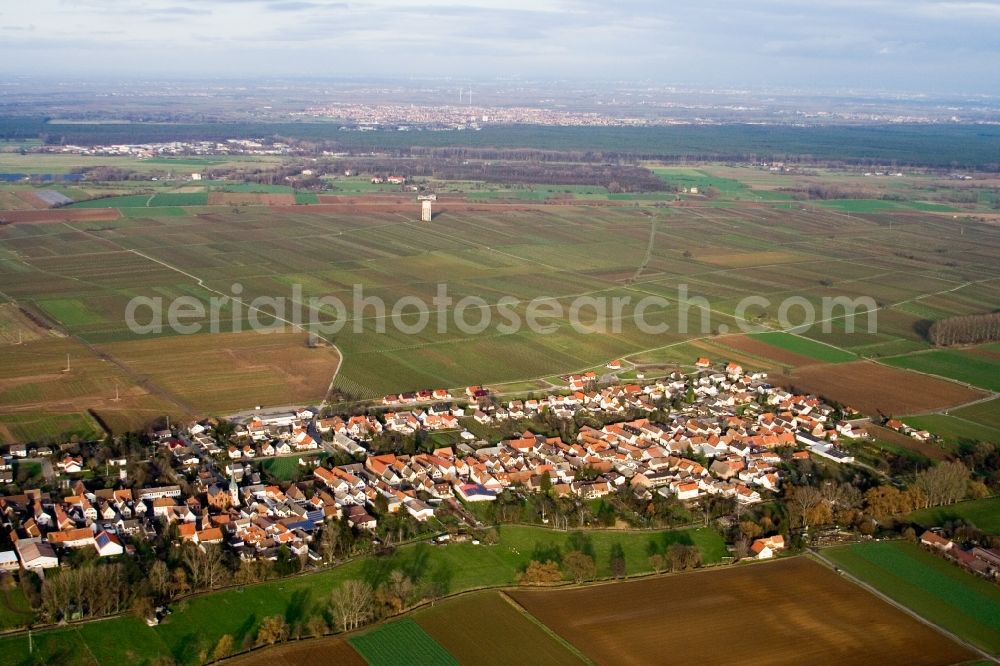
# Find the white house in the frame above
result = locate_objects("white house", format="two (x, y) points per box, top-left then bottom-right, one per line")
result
(0, 551), (19, 571)
(94, 530), (124, 557)
(15, 539), (59, 570)
(404, 499), (435, 521)
(750, 535), (785, 560)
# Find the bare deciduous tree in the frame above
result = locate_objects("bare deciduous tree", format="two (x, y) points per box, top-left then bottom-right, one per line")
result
(914, 461), (970, 508)
(330, 580), (374, 632)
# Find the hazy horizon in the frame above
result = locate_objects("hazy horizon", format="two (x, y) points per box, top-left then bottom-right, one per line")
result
(2, 1), (999, 96)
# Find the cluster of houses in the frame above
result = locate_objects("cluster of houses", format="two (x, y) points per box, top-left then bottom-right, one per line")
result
(0, 359), (866, 571)
(2, 486), (136, 570)
(885, 418), (933, 443)
(291, 363), (863, 532)
(920, 530), (1000, 580)
(0, 475), (340, 570)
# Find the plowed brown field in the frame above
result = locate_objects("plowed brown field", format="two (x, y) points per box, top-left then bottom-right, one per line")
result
(228, 637), (365, 666)
(512, 557), (974, 666)
(771, 361), (985, 415)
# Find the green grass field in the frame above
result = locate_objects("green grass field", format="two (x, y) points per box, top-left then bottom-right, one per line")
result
(748, 331), (858, 363)
(0, 626), (98, 666)
(814, 199), (959, 213)
(953, 398), (1000, 431)
(148, 192), (208, 207)
(217, 183), (293, 193)
(0, 411), (103, 445)
(908, 497), (1000, 534)
(36, 298), (104, 327)
(261, 453), (328, 481)
(350, 619), (458, 666)
(824, 541), (1000, 654)
(904, 414), (1000, 445)
(883, 349), (1000, 392)
(66, 194), (154, 208)
(66, 192), (208, 208)
(652, 168), (750, 198)
(0, 588), (35, 631)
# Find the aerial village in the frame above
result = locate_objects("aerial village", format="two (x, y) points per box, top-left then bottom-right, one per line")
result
(0, 359), (872, 572)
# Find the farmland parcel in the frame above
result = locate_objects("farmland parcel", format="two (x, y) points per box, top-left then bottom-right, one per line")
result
(825, 541), (1000, 654)
(512, 556), (975, 666)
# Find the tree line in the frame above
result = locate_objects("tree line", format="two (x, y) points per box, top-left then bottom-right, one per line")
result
(927, 311), (1000, 346)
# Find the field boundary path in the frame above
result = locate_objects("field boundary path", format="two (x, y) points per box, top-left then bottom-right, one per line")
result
(497, 591), (595, 666)
(809, 549), (999, 664)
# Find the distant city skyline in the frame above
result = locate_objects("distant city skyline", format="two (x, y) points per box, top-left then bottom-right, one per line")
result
(1, 0), (999, 95)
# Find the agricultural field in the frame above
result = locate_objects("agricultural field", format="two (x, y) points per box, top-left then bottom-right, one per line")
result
(511, 556), (975, 665)
(825, 541), (1000, 654)
(882, 348), (1000, 392)
(0, 336), (177, 443)
(902, 414), (1000, 446)
(94, 330), (341, 416)
(415, 591), (585, 666)
(350, 619), (458, 666)
(0, 303), (57, 344)
(863, 424), (952, 461)
(710, 333), (819, 368)
(3, 162), (1000, 440)
(908, 497), (1000, 535)
(952, 397), (1000, 431)
(230, 637), (366, 666)
(747, 331), (858, 363)
(770, 361), (985, 416)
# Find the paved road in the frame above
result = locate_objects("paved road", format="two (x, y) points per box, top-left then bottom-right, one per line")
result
(810, 548), (999, 664)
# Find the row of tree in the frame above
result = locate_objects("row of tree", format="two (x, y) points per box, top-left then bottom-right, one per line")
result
(784, 461), (976, 530)
(927, 311), (1000, 346)
(40, 563), (129, 622)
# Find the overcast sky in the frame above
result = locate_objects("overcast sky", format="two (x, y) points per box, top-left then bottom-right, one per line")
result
(1, 0), (998, 94)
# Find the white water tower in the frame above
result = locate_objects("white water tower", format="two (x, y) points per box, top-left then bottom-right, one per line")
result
(418, 194), (436, 222)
